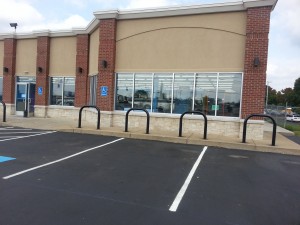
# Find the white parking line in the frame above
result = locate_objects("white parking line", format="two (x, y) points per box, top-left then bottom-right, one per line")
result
(3, 138), (124, 180)
(169, 146), (208, 212)
(0, 131), (57, 142)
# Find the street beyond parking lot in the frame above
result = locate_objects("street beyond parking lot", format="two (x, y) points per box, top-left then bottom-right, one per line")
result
(0, 128), (300, 225)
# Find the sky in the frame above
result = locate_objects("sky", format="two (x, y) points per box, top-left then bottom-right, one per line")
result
(0, 0), (299, 92)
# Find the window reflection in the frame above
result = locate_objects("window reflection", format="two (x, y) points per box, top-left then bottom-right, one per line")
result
(115, 73), (133, 110)
(114, 73), (242, 117)
(173, 73), (194, 114)
(153, 74), (172, 113)
(195, 73), (218, 116)
(134, 74), (152, 110)
(50, 77), (75, 106)
(217, 73), (242, 117)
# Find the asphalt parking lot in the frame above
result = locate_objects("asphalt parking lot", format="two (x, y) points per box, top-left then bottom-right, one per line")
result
(1, 126), (300, 225)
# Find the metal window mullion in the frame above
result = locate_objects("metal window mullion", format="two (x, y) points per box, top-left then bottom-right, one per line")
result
(215, 73), (219, 116)
(132, 73), (135, 108)
(171, 73), (175, 114)
(62, 77), (64, 106)
(151, 73), (154, 112)
(192, 73), (196, 111)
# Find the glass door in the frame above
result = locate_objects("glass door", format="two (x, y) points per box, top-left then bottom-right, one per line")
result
(15, 82), (36, 116)
(16, 83), (27, 116)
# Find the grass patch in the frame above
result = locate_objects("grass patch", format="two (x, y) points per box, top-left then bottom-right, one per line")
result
(283, 123), (300, 136)
(294, 131), (300, 136)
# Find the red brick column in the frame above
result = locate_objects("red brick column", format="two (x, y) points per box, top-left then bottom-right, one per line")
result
(3, 38), (17, 104)
(75, 34), (89, 107)
(35, 36), (50, 106)
(97, 19), (117, 111)
(241, 6), (272, 119)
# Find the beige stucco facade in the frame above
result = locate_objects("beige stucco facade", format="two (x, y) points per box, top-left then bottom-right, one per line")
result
(89, 28), (100, 75)
(15, 39), (37, 76)
(116, 12), (246, 72)
(49, 36), (76, 76)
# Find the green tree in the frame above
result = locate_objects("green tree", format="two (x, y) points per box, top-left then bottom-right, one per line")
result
(293, 77), (300, 106)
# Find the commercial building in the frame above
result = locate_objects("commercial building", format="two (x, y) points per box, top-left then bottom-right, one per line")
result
(0, 0), (277, 139)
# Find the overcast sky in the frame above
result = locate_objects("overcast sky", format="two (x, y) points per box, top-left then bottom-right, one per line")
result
(0, 0), (299, 92)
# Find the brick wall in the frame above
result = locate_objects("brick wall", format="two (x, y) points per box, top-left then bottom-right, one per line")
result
(75, 34), (89, 107)
(35, 36), (50, 106)
(3, 38), (17, 104)
(241, 6), (272, 119)
(97, 19), (117, 111)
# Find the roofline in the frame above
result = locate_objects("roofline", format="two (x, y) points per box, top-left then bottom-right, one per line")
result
(0, 0), (277, 40)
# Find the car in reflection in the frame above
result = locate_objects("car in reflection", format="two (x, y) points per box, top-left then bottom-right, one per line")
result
(286, 114), (300, 122)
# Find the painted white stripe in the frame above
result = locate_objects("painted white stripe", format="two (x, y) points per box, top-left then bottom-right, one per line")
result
(3, 138), (124, 179)
(169, 146), (208, 212)
(0, 131), (56, 142)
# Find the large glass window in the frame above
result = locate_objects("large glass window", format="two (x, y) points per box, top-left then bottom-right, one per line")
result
(173, 73), (194, 114)
(89, 75), (97, 106)
(195, 73), (218, 116)
(134, 74), (152, 110)
(153, 73), (172, 113)
(0, 77), (3, 101)
(217, 73), (242, 117)
(50, 77), (75, 106)
(115, 72), (242, 117)
(115, 73), (133, 110)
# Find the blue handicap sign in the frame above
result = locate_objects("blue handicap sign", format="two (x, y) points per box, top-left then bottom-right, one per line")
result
(38, 87), (43, 95)
(101, 86), (108, 96)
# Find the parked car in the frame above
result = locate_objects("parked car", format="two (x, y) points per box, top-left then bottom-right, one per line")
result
(286, 114), (300, 122)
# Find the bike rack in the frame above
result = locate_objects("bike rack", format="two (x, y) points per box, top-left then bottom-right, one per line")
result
(179, 111), (207, 139)
(78, 105), (100, 129)
(125, 108), (150, 134)
(0, 101), (6, 122)
(242, 114), (277, 146)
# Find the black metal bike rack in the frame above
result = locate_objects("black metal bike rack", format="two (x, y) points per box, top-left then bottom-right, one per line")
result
(242, 114), (277, 146)
(0, 101), (6, 122)
(179, 111), (207, 139)
(78, 105), (100, 129)
(125, 108), (150, 134)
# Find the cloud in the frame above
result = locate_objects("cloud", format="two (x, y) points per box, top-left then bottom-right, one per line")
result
(124, 0), (185, 9)
(0, 0), (44, 33)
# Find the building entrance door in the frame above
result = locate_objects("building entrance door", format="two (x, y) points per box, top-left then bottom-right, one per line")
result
(15, 82), (36, 116)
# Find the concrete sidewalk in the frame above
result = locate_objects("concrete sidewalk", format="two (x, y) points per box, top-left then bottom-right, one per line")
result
(1, 115), (299, 156)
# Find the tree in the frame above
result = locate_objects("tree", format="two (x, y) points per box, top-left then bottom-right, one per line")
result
(293, 77), (300, 106)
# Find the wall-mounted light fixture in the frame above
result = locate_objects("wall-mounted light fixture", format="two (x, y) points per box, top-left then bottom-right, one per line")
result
(77, 67), (83, 74)
(3, 67), (9, 73)
(253, 57), (260, 67)
(37, 66), (43, 73)
(101, 60), (107, 68)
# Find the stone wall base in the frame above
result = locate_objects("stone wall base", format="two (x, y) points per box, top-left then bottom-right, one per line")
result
(32, 106), (264, 140)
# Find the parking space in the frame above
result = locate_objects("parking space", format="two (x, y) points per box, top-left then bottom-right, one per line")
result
(1, 131), (300, 225)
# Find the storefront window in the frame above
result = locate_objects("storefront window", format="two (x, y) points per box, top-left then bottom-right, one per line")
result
(173, 73), (194, 114)
(115, 72), (242, 117)
(152, 74), (172, 113)
(134, 74), (152, 110)
(216, 73), (242, 117)
(50, 77), (75, 106)
(115, 73), (133, 110)
(0, 77), (3, 101)
(195, 73), (218, 116)
(89, 75), (97, 106)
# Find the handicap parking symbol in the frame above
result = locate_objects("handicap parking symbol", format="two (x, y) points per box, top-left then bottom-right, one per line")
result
(38, 87), (43, 95)
(101, 86), (108, 96)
